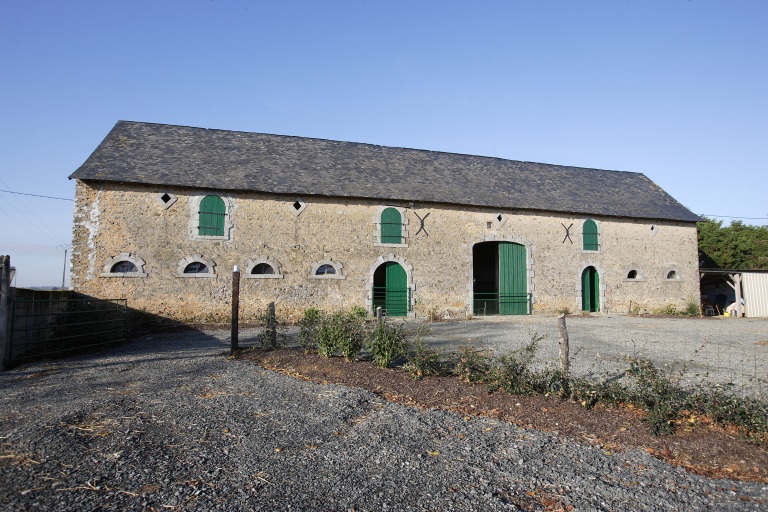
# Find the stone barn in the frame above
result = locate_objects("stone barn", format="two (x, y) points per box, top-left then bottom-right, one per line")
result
(68, 121), (702, 322)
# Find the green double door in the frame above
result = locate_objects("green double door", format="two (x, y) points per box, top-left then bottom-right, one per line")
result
(373, 262), (408, 317)
(473, 241), (528, 315)
(498, 242), (528, 315)
(581, 266), (600, 312)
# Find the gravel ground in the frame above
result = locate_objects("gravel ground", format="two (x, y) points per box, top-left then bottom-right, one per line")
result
(1, 330), (767, 511)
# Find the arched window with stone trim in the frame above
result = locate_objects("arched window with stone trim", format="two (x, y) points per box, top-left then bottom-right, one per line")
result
(244, 256), (284, 279)
(176, 255), (216, 278)
(100, 253), (147, 278)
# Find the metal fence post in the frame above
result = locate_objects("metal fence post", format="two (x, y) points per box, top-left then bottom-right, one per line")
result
(231, 266), (240, 355)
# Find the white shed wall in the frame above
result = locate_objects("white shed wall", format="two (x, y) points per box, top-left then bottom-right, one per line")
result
(743, 273), (768, 318)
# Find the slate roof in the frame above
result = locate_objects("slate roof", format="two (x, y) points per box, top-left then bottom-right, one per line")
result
(69, 121), (702, 223)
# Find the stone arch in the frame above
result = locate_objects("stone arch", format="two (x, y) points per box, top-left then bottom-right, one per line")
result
(244, 256), (284, 279)
(176, 254), (216, 278)
(466, 234), (535, 313)
(100, 252), (147, 278)
(366, 254), (414, 315)
(576, 262), (606, 313)
(309, 260), (345, 279)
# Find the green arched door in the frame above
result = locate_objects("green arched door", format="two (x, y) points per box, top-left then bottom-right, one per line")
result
(581, 266), (600, 312)
(372, 262), (408, 317)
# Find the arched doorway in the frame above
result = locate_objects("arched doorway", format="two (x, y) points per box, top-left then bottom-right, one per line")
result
(472, 241), (528, 315)
(581, 266), (600, 312)
(372, 262), (409, 317)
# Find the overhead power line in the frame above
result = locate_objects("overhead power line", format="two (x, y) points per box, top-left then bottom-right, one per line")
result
(701, 214), (768, 221)
(0, 189), (74, 201)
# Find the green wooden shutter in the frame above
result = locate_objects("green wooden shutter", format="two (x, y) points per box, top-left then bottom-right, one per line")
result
(381, 208), (402, 244)
(385, 262), (408, 316)
(499, 242), (528, 315)
(583, 219), (599, 251)
(199, 195), (225, 236)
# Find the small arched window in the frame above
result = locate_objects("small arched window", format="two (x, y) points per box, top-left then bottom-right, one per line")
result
(315, 264), (337, 276)
(627, 270), (637, 279)
(198, 195), (226, 236)
(100, 252), (147, 278)
(111, 261), (138, 273)
(252, 263), (275, 275)
(184, 262), (209, 274)
(666, 270), (678, 280)
(381, 207), (403, 244)
(583, 219), (599, 251)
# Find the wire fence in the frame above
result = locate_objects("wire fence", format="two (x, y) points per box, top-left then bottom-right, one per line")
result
(418, 316), (768, 400)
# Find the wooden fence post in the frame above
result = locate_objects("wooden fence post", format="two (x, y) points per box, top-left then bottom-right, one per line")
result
(231, 266), (240, 355)
(557, 313), (570, 379)
(268, 301), (277, 349)
(0, 256), (9, 370)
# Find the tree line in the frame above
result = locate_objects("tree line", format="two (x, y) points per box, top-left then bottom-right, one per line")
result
(698, 218), (768, 269)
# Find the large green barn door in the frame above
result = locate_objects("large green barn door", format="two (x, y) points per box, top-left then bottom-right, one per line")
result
(499, 242), (528, 315)
(581, 266), (600, 312)
(385, 262), (408, 316)
(373, 262), (408, 317)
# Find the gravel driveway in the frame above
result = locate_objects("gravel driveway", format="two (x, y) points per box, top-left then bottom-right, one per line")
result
(1, 329), (767, 511)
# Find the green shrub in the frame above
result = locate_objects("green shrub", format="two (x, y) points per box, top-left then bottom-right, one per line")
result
(367, 321), (408, 368)
(299, 307), (322, 353)
(349, 305), (369, 321)
(454, 346), (492, 383)
(683, 300), (700, 316)
(315, 310), (365, 360)
(406, 339), (444, 379)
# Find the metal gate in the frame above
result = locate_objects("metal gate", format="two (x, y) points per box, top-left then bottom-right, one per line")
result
(5, 298), (127, 368)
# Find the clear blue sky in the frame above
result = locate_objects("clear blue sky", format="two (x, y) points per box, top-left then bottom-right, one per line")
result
(1, 0), (766, 288)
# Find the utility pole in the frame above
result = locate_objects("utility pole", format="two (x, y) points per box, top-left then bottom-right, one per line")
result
(58, 244), (70, 290)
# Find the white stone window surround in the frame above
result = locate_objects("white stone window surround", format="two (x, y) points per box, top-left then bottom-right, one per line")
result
(664, 266), (681, 281)
(581, 218), (601, 253)
(373, 205), (409, 247)
(100, 252), (148, 278)
(290, 197), (307, 217)
(309, 260), (345, 280)
(465, 234), (536, 312)
(176, 254), (217, 278)
(576, 262), (607, 313)
(244, 256), (284, 279)
(623, 267), (645, 281)
(365, 254), (415, 317)
(156, 191), (178, 210)
(188, 194), (235, 241)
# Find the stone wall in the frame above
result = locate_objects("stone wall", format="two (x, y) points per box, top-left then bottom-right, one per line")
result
(71, 180), (701, 322)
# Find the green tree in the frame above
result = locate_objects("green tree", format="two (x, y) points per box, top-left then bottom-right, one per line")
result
(697, 218), (768, 269)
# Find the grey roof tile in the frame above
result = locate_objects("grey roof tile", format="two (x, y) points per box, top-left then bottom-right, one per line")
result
(69, 121), (702, 223)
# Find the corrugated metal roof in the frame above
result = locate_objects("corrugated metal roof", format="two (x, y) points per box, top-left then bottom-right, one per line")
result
(69, 121), (703, 223)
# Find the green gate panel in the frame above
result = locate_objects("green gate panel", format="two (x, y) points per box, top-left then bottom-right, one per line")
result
(499, 242), (527, 315)
(385, 262), (408, 316)
(582, 266), (600, 312)
(381, 208), (402, 244)
(199, 195), (225, 236)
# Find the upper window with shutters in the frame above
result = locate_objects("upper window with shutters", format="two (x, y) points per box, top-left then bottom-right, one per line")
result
(374, 206), (408, 247)
(582, 219), (600, 252)
(188, 194), (234, 241)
